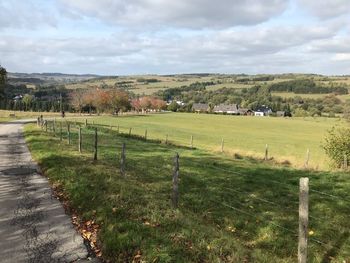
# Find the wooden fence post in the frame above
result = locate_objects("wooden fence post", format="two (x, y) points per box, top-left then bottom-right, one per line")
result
(67, 123), (71, 145)
(117, 125), (119, 134)
(93, 128), (97, 160)
(165, 134), (168, 144)
(264, 144), (268, 161)
(129, 127), (132, 136)
(120, 143), (126, 176)
(53, 118), (56, 135)
(45, 121), (48, 132)
(37, 117), (40, 127)
(304, 149), (310, 168)
(344, 153), (348, 170)
(190, 135), (193, 149)
(85, 119), (88, 126)
(298, 177), (309, 263)
(78, 127), (82, 153)
(145, 129), (147, 140)
(172, 153), (180, 208)
(60, 122), (62, 141)
(221, 138), (224, 153)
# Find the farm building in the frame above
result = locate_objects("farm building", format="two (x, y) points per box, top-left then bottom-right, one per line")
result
(213, 104), (239, 114)
(254, 105), (272, 116)
(192, 103), (209, 113)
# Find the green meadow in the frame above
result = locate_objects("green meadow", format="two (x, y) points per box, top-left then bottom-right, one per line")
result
(24, 122), (350, 262)
(67, 113), (345, 170)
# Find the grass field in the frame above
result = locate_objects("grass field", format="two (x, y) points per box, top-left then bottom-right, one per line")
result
(272, 92), (350, 101)
(24, 122), (350, 262)
(66, 113), (345, 170)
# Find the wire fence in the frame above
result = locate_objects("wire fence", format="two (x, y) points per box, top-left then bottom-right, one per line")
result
(37, 117), (350, 262)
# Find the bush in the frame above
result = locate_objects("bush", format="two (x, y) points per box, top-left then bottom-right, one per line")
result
(323, 127), (350, 167)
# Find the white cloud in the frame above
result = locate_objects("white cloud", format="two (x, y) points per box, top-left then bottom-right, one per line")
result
(298, 0), (350, 19)
(0, 22), (344, 74)
(333, 53), (350, 61)
(58, 0), (288, 29)
(0, 0), (57, 29)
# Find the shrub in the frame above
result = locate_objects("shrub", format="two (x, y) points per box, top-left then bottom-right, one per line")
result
(323, 127), (350, 167)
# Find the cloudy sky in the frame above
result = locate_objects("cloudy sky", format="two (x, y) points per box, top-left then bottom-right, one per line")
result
(0, 0), (349, 75)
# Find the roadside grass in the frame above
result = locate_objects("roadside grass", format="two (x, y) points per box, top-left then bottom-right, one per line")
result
(66, 113), (344, 170)
(24, 123), (350, 262)
(0, 117), (12, 123)
(0, 110), (86, 122)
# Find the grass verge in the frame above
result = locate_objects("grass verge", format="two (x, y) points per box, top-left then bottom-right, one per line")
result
(24, 123), (350, 262)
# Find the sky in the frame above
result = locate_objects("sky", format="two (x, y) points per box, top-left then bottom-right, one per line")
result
(0, 0), (349, 75)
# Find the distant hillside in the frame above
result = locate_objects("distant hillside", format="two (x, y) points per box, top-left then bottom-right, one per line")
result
(7, 72), (111, 85)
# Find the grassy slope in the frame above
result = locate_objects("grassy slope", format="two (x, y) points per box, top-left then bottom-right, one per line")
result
(67, 113), (344, 170)
(24, 123), (350, 262)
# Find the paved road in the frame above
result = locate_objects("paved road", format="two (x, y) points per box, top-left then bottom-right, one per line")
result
(0, 120), (89, 262)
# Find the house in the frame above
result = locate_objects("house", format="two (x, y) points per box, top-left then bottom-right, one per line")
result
(13, 95), (23, 101)
(192, 103), (209, 113)
(213, 104), (239, 114)
(254, 105), (272, 116)
(238, 108), (253, 116)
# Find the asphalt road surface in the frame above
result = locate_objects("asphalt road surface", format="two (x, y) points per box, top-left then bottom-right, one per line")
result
(0, 120), (90, 263)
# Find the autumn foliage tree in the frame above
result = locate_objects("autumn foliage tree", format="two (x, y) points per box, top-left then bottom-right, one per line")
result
(131, 96), (166, 112)
(70, 89), (86, 113)
(70, 88), (131, 114)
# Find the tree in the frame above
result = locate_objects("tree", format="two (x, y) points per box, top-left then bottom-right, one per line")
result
(0, 65), (7, 101)
(22, 94), (34, 111)
(95, 89), (112, 113)
(82, 89), (96, 114)
(131, 98), (142, 112)
(167, 101), (178, 112)
(139, 96), (151, 112)
(323, 127), (350, 167)
(109, 90), (130, 114)
(70, 89), (85, 113)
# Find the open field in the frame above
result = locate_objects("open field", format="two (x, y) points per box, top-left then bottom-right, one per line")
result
(66, 113), (345, 170)
(272, 92), (350, 101)
(24, 122), (350, 262)
(65, 75), (298, 95)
